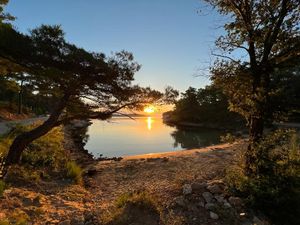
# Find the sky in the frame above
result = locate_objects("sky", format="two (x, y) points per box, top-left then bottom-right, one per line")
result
(6, 0), (225, 93)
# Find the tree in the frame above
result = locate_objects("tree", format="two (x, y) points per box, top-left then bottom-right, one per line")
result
(168, 85), (243, 128)
(0, 25), (177, 178)
(203, 0), (300, 174)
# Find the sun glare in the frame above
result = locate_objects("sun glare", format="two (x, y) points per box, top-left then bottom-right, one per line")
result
(144, 106), (155, 114)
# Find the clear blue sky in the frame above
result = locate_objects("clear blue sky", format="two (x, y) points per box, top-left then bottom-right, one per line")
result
(6, 0), (225, 92)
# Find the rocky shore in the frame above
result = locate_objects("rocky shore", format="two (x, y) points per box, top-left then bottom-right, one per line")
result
(0, 121), (269, 224)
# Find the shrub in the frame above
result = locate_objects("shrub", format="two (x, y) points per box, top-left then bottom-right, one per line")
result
(0, 180), (6, 197)
(103, 191), (161, 225)
(220, 133), (237, 144)
(0, 123), (67, 180)
(226, 129), (300, 225)
(66, 161), (82, 184)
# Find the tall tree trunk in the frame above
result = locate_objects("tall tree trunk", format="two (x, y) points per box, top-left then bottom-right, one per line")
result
(2, 93), (70, 178)
(245, 114), (264, 175)
(244, 70), (269, 175)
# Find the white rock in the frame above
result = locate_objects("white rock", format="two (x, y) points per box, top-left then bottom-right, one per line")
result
(210, 211), (219, 220)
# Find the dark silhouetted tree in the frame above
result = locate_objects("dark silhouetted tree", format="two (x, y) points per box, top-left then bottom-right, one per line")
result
(203, 0), (300, 174)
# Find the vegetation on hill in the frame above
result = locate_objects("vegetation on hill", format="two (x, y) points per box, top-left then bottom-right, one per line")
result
(164, 85), (245, 129)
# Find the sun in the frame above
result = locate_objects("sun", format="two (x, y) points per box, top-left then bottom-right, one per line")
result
(144, 105), (155, 114)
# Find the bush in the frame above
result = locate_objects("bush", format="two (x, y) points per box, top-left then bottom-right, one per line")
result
(220, 133), (237, 144)
(66, 161), (82, 184)
(226, 129), (300, 225)
(0, 123), (67, 181)
(104, 191), (161, 225)
(0, 180), (6, 197)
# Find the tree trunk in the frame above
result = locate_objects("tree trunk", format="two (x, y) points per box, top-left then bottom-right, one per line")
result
(2, 93), (70, 178)
(245, 115), (264, 175)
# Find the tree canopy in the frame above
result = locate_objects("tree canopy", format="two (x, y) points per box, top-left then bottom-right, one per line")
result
(0, 24), (177, 169)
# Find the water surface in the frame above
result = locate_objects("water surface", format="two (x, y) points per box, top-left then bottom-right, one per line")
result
(85, 117), (224, 157)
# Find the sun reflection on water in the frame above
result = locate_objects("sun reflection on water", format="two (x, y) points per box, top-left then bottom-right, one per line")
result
(147, 117), (153, 130)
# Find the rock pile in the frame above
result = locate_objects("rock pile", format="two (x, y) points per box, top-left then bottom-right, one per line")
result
(170, 179), (267, 225)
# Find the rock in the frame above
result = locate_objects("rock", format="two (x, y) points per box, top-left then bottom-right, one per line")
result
(207, 184), (222, 194)
(182, 184), (192, 195)
(173, 196), (186, 207)
(71, 217), (84, 225)
(191, 182), (207, 193)
(197, 200), (205, 207)
(209, 211), (219, 220)
(253, 216), (264, 225)
(228, 196), (243, 207)
(202, 192), (213, 203)
(58, 220), (71, 225)
(214, 195), (224, 203)
(86, 168), (97, 176)
(205, 203), (216, 210)
(223, 201), (232, 209)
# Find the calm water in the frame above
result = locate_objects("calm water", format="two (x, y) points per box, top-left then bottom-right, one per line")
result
(85, 117), (224, 157)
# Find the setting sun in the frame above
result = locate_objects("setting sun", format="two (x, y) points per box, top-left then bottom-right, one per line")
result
(144, 106), (155, 114)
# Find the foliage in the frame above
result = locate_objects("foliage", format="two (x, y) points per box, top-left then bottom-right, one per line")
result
(0, 123), (66, 169)
(168, 85), (244, 128)
(65, 161), (82, 184)
(204, 0), (300, 143)
(220, 133), (237, 144)
(0, 21), (178, 167)
(104, 191), (160, 225)
(0, 123), (68, 182)
(226, 129), (300, 225)
(0, 179), (5, 196)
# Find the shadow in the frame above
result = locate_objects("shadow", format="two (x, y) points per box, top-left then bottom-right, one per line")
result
(170, 126), (223, 149)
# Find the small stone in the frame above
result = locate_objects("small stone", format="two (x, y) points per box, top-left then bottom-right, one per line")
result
(214, 195), (224, 203)
(191, 182), (207, 193)
(182, 184), (192, 195)
(58, 220), (71, 225)
(202, 192), (213, 203)
(198, 201), (205, 207)
(207, 184), (222, 194)
(174, 196), (186, 207)
(228, 196), (243, 207)
(210, 211), (219, 220)
(205, 203), (216, 210)
(253, 216), (264, 225)
(223, 201), (232, 208)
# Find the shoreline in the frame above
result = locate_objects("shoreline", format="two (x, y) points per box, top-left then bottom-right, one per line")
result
(122, 142), (234, 160)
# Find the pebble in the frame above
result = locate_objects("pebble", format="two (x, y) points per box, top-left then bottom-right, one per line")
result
(202, 192), (213, 203)
(228, 196), (243, 207)
(210, 211), (219, 220)
(207, 184), (222, 194)
(205, 203), (216, 210)
(182, 184), (192, 195)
